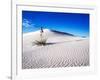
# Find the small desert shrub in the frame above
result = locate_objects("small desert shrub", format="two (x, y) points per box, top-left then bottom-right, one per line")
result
(33, 27), (48, 46)
(34, 38), (47, 46)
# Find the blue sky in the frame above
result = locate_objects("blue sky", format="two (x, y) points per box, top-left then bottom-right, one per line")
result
(22, 11), (89, 37)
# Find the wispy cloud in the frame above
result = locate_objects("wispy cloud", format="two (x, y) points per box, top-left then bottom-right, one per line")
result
(22, 19), (35, 28)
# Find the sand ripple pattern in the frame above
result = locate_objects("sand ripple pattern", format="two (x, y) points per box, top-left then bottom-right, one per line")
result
(22, 39), (89, 69)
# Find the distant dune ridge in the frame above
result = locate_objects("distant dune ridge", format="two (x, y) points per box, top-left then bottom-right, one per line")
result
(22, 29), (89, 69)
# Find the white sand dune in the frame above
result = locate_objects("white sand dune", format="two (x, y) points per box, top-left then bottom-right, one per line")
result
(22, 29), (89, 69)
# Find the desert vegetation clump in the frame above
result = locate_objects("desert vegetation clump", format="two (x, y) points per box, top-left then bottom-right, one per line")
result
(34, 27), (47, 46)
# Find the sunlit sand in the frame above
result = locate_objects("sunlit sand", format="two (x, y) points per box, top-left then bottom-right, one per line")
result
(22, 29), (89, 69)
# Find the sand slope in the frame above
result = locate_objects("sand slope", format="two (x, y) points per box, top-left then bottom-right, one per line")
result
(22, 29), (89, 69)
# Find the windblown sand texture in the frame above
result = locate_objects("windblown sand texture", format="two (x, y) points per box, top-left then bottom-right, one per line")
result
(22, 29), (89, 69)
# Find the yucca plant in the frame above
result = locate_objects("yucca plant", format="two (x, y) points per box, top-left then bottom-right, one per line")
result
(34, 27), (47, 46)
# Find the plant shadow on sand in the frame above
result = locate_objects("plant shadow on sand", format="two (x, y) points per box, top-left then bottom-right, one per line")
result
(32, 41), (57, 46)
(32, 39), (83, 46)
(46, 39), (83, 45)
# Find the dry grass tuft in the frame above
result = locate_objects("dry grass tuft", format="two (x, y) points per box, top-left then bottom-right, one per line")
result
(34, 38), (47, 46)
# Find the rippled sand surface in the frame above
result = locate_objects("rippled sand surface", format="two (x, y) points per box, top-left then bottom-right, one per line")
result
(22, 29), (89, 69)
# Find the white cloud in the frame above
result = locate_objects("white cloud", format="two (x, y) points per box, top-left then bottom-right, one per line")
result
(22, 19), (35, 28)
